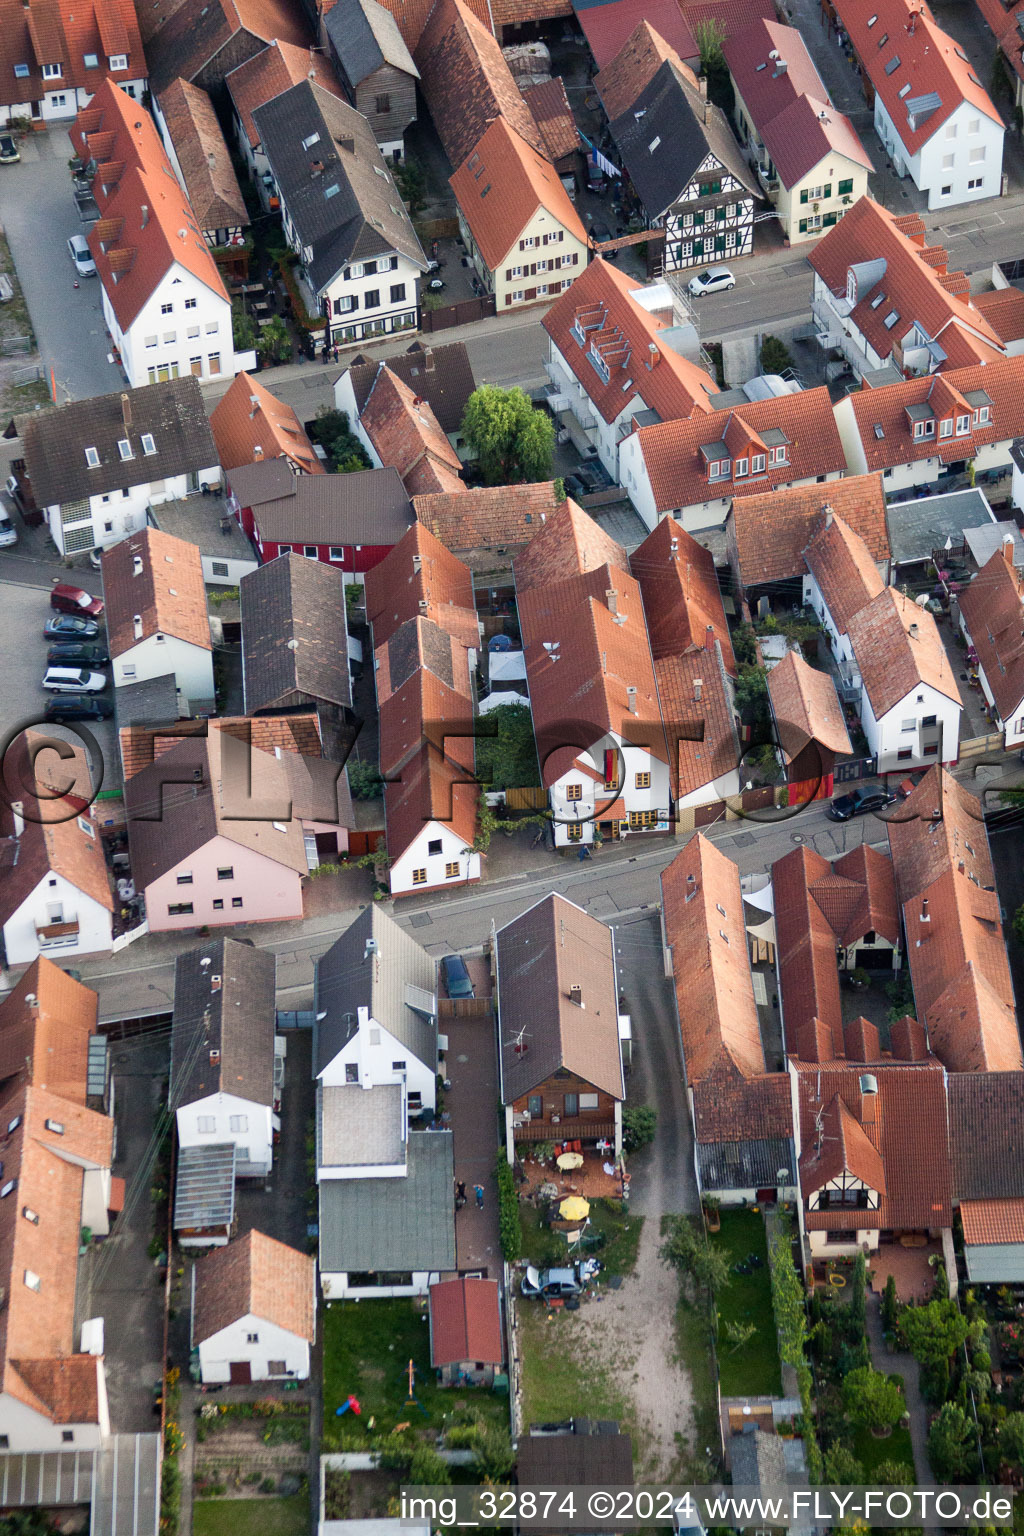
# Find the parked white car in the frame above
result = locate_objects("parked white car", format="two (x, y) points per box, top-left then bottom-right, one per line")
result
(43, 666), (107, 694)
(0, 512), (16, 547)
(687, 265), (735, 296)
(68, 234), (96, 278)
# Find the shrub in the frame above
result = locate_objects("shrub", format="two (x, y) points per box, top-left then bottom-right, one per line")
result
(622, 1104), (657, 1153)
(260, 1477), (277, 1494)
(496, 1154), (521, 1261)
(842, 1366), (905, 1431)
(759, 334), (794, 376)
(348, 758), (384, 799)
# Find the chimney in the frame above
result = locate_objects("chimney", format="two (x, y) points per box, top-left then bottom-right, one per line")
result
(627, 684), (638, 713)
(601, 650), (607, 673)
(920, 898), (930, 922)
(424, 348), (435, 373)
(568, 984), (582, 1006)
(773, 58), (788, 75)
(693, 678), (703, 702)
(121, 392), (131, 429)
(648, 342), (661, 368)
(704, 624), (715, 652)
(908, 6), (919, 31)
(859, 1072), (878, 1126)
(140, 204), (149, 228)
(11, 802), (24, 839)
(698, 75), (707, 100)
(132, 555), (143, 577)
(253, 444), (264, 461)
(909, 621), (919, 639)
(133, 613), (143, 639)
(605, 588), (618, 614)
(823, 503), (833, 529)
(1003, 533), (1016, 568)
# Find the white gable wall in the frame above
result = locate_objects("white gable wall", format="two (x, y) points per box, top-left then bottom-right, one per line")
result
(389, 823), (481, 897)
(113, 632), (213, 709)
(3, 872), (112, 967)
(197, 1312), (310, 1383)
(176, 1091), (274, 1176)
(318, 1007), (436, 1113)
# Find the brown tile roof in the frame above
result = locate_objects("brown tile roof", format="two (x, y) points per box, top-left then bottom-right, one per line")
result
(729, 472), (889, 589)
(7, 1356), (102, 1426)
(810, 199), (1003, 372)
(377, 622), (474, 776)
(961, 1198), (1024, 1245)
(365, 522), (478, 649)
(125, 729), (311, 886)
(146, 0), (311, 93)
(514, 498), (629, 589)
(833, 0), (1001, 159)
(495, 893), (625, 1102)
(226, 40), (345, 151)
(413, 481), (569, 566)
(723, 20), (870, 187)
(228, 461), (413, 547)
(948, 1072), (1024, 1199)
(634, 386), (845, 517)
(414, 0), (546, 170)
(341, 340), (476, 436)
(653, 646), (739, 800)
(171, 937), (276, 1106)
(691, 1066), (793, 1143)
(581, 0), (698, 73)
(543, 257), (718, 428)
(594, 20), (698, 122)
(800, 1092), (887, 1203)
(767, 650), (852, 760)
(240, 553), (353, 713)
(958, 545), (1024, 725)
(102, 525), (210, 659)
(630, 515), (735, 673)
(523, 77), (580, 162)
(383, 741), (479, 862)
(0, 734), (114, 926)
(193, 1229), (315, 1343)
(211, 371), (324, 475)
(0, 959), (98, 1104)
(845, 586), (960, 717)
(661, 833), (765, 1082)
(804, 511), (886, 634)
(887, 767), (1021, 1073)
(449, 118), (587, 272)
(72, 81), (229, 334)
(772, 844), (844, 1062)
(793, 1058), (952, 1230)
(360, 364), (464, 497)
(429, 1276), (503, 1366)
(973, 286), (1024, 346)
(119, 714), (323, 779)
(973, 0), (1024, 89)
(848, 356), (1024, 474)
(156, 77), (248, 231)
(831, 844), (900, 946)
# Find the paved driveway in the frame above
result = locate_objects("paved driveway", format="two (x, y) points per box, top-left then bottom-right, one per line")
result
(0, 129), (124, 402)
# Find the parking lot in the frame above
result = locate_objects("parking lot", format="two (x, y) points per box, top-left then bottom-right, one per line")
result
(0, 574), (117, 795)
(0, 128), (124, 402)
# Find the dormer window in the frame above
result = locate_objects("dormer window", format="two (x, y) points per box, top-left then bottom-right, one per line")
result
(974, 405), (990, 425)
(751, 452), (766, 473)
(42, 63), (62, 79)
(708, 457), (731, 482)
(956, 414), (970, 435)
(571, 318), (586, 347)
(587, 344), (609, 384)
(109, 53), (128, 70)
(734, 456), (748, 478)
(939, 418), (953, 437)
(769, 445), (787, 465)
(912, 419), (935, 440)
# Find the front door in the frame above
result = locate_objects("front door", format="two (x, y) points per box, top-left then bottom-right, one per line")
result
(229, 1361), (251, 1385)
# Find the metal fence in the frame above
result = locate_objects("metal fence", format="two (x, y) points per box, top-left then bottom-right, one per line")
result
(1, 337), (34, 357)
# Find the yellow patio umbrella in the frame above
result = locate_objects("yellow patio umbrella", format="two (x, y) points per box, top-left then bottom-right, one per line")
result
(559, 1195), (590, 1223)
(556, 1151), (584, 1170)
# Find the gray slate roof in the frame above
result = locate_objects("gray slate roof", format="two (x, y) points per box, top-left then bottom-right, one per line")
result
(170, 937), (277, 1109)
(948, 1073), (1024, 1201)
(608, 60), (757, 220)
(886, 487), (995, 565)
(325, 0), (419, 88)
(227, 461), (413, 546)
(253, 82), (427, 295)
(318, 1129), (454, 1273)
(730, 1429), (788, 1493)
(696, 1137), (795, 1194)
(240, 551), (352, 714)
(314, 905), (437, 1076)
(114, 673), (181, 739)
(21, 376), (216, 508)
(516, 1428), (633, 1496)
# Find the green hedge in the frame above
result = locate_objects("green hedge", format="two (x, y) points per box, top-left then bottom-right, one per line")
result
(496, 1154), (521, 1262)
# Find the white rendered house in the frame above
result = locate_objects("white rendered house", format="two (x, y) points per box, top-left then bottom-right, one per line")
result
(191, 1230), (315, 1384)
(102, 526), (214, 711)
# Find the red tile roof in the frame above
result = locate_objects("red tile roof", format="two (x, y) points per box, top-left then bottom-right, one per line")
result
(226, 40), (345, 150)
(661, 833), (766, 1083)
(961, 1198), (1024, 1245)
(724, 20), (871, 186)
(415, 0), (547, 170)
(365, 522), (478, 648)
(384, 742), (480, 862)
(102, 526), (211, 658)
(653, 647), (740, 799)
(0, 959), (98, 1104)
(513, 497), (629, 588)
(581, 0), (698, 71)
(846, 586), (960, 716)
(773, 844), (845, 1061)
(767, 650), (852, 760)
(793, 1058), (952, 1230)
(429, 1276), (503, 1366)
(958, 544), (1024, 724)
(413, 482), (570, 567)
(845, 356), (1024, 471)
(594, 20), (699, 119)
(630, 516), (736, 673)
(809, 197), (1003, 371)
(835, 0), (1001, 156)
(377, 628), (474, 777)
(887, 767), (1022, 1073)
(634, 386), (844, 517)
(72, 80), (229, 333)
(542, 257), (718, 428)
(0, 0), (144, 110)
(156, 77), (249, 232)
(729, 472), (889, 589)
(449, 118), (587, 272)
(211, 371), (324, 474)
(691, 1065), (793, 1143)
(973, 286), (1024, 345)
(193, 1229), (315, 1343)
(523, 77), (580, 162)
(360, 364), (464, 496)
(805, 510), (886, 634)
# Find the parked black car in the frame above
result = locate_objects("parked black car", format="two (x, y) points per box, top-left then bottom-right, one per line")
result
(44, 695), (114, 722)
(440, 953), (474, 999)
(827, 785), (896, 821)
(46, 642), (110, 667)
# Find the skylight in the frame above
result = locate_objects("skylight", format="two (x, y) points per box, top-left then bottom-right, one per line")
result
(301, 132), (321, 150)
(873, 424), (885, 439)
(871, 293), (886, 309)
(118, 438), (133, 460)
(324, 183), (339, 198)
(884, 310), (899, 328)
(648, 136), (661, 153)
(898, 82), (911, 98)
(141, 433), (156, 455)
(884, 55), (900, 74)
(85, 446), (100, 467)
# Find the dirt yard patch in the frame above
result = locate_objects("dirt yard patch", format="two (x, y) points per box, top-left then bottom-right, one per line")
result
(517, 1216), (696, 1480)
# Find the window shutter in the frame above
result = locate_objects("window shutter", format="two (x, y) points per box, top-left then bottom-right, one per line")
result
(505, 269), (512, 281)
(505, 294), (512, 305)
(519, 239), (525, 251)
(542, 233), (548, 245)
(823, 184), (832, 198)
(800, 188), (809, 205)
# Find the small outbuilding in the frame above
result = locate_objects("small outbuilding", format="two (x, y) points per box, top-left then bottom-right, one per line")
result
(428, 1276), (504, 1386)
(191, 1228), (316, 1383)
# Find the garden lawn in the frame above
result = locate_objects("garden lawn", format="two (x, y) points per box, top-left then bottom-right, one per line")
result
(321, 1298), (507, 1448)
(714, 1211), (781, 1397)
(518, 1301), (635, 1433)
(519, 1200), (643, 1276)
(193, 1496), (308, 1535)
(853, 1423), (914, 1474)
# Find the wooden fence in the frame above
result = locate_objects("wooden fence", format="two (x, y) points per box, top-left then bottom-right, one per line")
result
(413, 216), (459, 242)
(421, 294), (496, 332)
(504, 786), (549, 811)
(959, 731), (1005, 758)
(439, 996), (493, 1019)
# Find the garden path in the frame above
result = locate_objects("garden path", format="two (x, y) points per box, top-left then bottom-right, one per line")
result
(865, 1292), (930, 1483)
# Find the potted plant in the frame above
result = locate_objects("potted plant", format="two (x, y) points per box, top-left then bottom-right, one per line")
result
(703, 1195), (721, 1232)
(848, 966), (870, 990)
